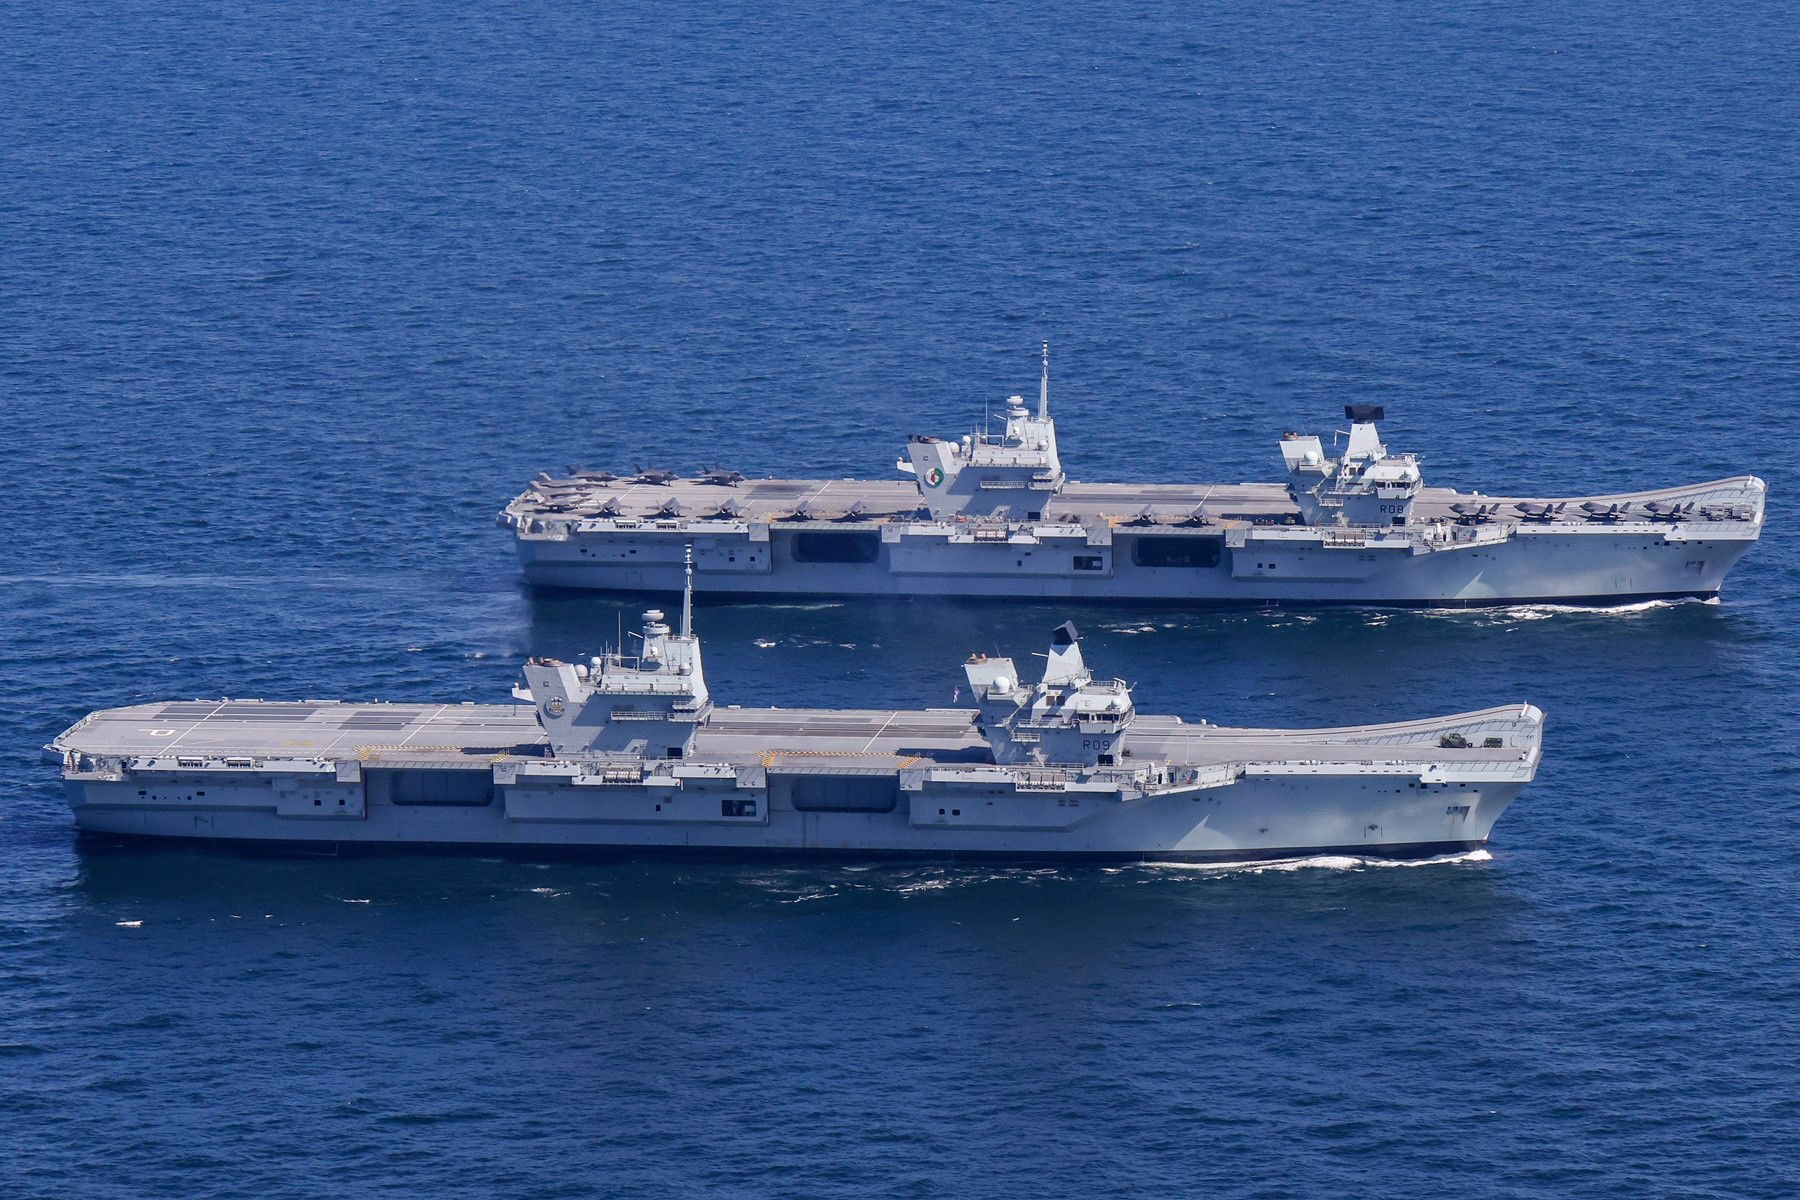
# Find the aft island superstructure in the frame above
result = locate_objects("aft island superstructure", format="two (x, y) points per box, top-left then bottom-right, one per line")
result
(501, 347), (1765, 606)
(49, 563), (1543, 863)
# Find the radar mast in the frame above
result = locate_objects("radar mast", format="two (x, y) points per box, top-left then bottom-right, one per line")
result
(1039, 340), (1050, 420)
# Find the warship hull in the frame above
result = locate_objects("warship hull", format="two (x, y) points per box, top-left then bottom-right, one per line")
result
(69, 825), (1498, 865)
(50, 700), (1541, 864)
(506, 478), (1765, 606)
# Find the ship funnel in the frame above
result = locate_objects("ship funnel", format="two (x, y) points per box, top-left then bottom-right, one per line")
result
(1042, 621), (1088, 687)
(964, 622), (1131, 767)
(1341, 404), (1388, 463)
(1287, 404), (1419, 525)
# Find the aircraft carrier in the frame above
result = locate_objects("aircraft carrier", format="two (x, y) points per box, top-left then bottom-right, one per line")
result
(501, 348), (1765, 606)
(48, 560), (1543, 863)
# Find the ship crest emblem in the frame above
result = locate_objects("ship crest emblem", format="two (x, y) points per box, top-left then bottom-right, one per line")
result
(924, 467), (944, 488)
(545, 697), (565, 716)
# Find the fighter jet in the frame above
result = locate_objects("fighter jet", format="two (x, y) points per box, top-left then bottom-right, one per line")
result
(697, 466), (745, 486)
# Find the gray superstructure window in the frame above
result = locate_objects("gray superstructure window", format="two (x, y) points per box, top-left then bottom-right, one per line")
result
(791, 531), (881, 564)
(377, 769), (495, 807)
(1129, 535), (1224, 568)
(784, 774), (898, 813)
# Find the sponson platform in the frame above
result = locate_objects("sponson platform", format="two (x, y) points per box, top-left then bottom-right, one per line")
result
(501, 347), (1764, 606)
(50, 559), (1545, 863)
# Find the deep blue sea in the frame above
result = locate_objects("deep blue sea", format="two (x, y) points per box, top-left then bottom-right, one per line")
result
(4, 2), (1799, 1196)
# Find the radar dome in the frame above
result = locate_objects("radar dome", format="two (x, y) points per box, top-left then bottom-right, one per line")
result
(993, 676), (1013, 693)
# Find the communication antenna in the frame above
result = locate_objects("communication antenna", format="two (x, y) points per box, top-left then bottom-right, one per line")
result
(1038, 341), (1050, 420)
(681, 543), (694, 638)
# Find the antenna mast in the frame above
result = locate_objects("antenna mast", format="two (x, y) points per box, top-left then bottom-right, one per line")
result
(681, 543), (694, 637)
(1038, 341), (1050, 420)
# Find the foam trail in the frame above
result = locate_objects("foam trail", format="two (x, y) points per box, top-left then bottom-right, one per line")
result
(1417, 596), (1716, 622)
(1147, 848), (1493, 875)
(0, 571), (409, 590)
(733, 602), (845, 612)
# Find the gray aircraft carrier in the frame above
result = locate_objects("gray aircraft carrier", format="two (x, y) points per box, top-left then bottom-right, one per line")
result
(502, 348), (1764, 605)
(49, 561), (1542, 863)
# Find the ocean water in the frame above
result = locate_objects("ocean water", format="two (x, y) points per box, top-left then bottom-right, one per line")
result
(3, 1), (1799, 1196)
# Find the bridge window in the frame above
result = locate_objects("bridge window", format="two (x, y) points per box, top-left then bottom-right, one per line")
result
(1073, 555), (1103, 571)
(1130, 535), (1223, 568)
(791, 531), (881, 564)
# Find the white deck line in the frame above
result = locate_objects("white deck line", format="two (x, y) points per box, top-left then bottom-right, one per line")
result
(161, 702), (226, 754)
(396, 705), (451, 748)
(859, 710), (900, 753)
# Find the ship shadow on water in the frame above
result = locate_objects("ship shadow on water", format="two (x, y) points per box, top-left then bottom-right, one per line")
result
(69, 838), (1523, 941)
(60, 844), (1536, 1081)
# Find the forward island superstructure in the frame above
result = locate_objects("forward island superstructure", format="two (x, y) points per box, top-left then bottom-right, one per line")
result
(501, 348), (1765, 606)
(49, 560), (1544, 863)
